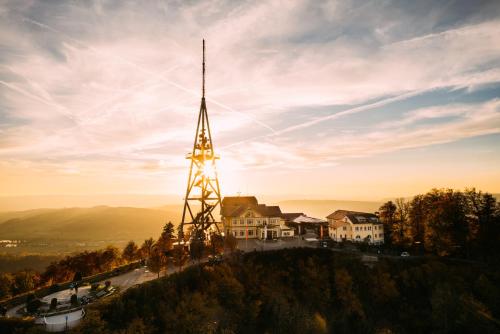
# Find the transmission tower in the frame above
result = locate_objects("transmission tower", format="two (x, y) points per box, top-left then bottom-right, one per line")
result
(179, 40), (222, 241)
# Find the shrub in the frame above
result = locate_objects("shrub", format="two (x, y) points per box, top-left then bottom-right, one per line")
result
(50, 298), (57, 310)
(26, 298), (41, 314)
(70, 294), (78, 306)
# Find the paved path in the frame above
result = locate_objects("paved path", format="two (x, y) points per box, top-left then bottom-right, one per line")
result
(5, 266), (157, 318)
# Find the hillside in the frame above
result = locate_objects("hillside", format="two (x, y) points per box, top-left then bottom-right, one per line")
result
(71, 248), (500, 334)
(0, 206), (181, 253)
(278, 199), (383, 218)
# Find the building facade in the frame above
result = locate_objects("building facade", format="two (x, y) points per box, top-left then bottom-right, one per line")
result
(327, 210), (384, 244)
(221, 196), (295, 239)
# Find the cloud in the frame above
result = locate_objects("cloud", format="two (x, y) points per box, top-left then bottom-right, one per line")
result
(0, 0), (499, 182)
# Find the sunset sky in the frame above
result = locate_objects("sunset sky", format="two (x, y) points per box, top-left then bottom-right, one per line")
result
(1, 0), (500, 203)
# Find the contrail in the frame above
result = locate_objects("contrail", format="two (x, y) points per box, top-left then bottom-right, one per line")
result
(273, 89), (428, 136)
(21, 16), (276, 133)
(220, 89), (429, 150)
(0, 80), (75, 120)
(78, 65), (182, 126)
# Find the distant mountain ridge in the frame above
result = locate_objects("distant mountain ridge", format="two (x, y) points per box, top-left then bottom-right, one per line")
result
(0, 206), (182, 244)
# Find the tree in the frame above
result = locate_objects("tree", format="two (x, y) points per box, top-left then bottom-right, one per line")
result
(26, 293), (41, 314)
(157, 222), (175, 252)
(393, 198), (411, 246)
(334, 268), (364, 319)
(73, 271), (83, 283)
(379, 201), (397, 246)
(50, 298), (58, 310)
(148, 246), (165, 278)
(0, 273), (13, 299)
(172, 246), (189, 272)
(70, 294), (79, 306)
(190, 239), (205, 263)
(122, 241), (139, 262)
(139, 238), (155, 261)
(409, 194), (426, 250)
(100, 246), (122, 271)
(12, 270), (37, 295)
(209, 234), (224, 255)
(224, 234), (238, 253)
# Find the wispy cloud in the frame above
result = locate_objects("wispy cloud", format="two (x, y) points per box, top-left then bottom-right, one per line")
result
(0, 0), (499, 196)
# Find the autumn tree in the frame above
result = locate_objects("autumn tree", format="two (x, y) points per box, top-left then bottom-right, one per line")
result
(99, 246), (122, 271)
(408, 194), (426, 250)
(139, 238), (155, 261)
(172, 246), (189, 272)
(190, 239), (205, 263)
(391, 198), (411, 246)
(148, 245), (165, 278)
(224, 233), (238, 253)
(379, 201), (397, 246)
(209, 234), (224, 255)
(122, 241), (139, 262)
(0, 273), (13, 299)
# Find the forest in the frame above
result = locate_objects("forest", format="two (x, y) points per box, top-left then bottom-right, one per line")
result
(377, 188), (500, 262)
(69, 247), (499, 334)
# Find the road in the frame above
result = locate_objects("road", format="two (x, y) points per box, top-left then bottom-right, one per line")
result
(5, 267), (158, 318)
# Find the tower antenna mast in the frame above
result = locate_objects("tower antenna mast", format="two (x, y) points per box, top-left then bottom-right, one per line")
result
(179, 40), (222, 242)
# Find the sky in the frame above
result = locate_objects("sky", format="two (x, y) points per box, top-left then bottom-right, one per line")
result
(0, 0), (500, 203)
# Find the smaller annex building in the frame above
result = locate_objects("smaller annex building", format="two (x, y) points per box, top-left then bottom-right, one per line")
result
(282, 213), (328, 237)
(327, 210), (384, 244)
(220, 196), (295, 240)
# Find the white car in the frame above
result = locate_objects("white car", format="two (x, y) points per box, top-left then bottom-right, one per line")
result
(400, 252), (410, 257)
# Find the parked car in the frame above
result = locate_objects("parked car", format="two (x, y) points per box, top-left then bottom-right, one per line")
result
(401, 251), (410, 257)
(80, 296), (91, 305)
(208, 254), (223, 265)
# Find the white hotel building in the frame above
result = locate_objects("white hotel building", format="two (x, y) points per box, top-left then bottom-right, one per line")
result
(221, 196), (295, 240)
(327, 210), (384, 244)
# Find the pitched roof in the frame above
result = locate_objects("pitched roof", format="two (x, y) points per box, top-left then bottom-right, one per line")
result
(221, 196), (282, 218)
(326, 210), (379, 224)
(281, 213), (304, 221)
(292, 215), (326, 224)
(262, 205), (282, 217)
(222, 196), (258, 207)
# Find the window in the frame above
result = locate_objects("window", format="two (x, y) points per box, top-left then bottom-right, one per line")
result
(247, 219), (252, 225)
(240, 231), (244, 236)
(249, 230), (254, 236)
(364, 226), (367, 231)
(368, 226), (371, 230)
(240, 219), (244, 224)
(232, 218), (237, 224)
(355, 227), (358, 231)
(343, 226), (347, 231)
(233, 232), (237, 237)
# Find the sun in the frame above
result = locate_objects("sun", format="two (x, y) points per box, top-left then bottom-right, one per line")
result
(202, 161), (216, 179)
